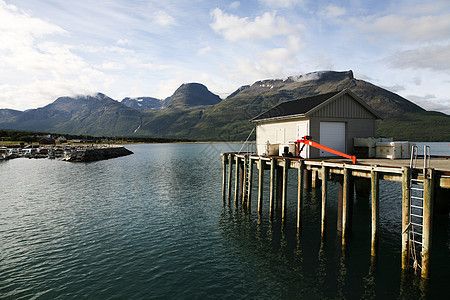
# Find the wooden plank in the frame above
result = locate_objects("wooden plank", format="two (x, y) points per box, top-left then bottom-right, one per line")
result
(437, 176), (450, 189)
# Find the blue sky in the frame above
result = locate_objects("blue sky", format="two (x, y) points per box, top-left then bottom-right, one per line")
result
(1, 0), (449, 114)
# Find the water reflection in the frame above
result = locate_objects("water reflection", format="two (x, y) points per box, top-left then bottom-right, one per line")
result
(217, 173), (446, 299)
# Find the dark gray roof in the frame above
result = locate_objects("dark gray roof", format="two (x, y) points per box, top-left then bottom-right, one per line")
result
(252, 91), (341, 121)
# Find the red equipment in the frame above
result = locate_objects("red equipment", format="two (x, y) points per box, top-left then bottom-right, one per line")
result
(296, 136), (357, 164)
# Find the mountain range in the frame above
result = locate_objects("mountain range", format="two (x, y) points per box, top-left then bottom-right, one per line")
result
(0, 70), (449, 141)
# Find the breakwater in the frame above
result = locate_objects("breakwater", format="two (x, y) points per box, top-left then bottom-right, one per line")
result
(61, 146), (133, 162)
(0, 145), (133, 162)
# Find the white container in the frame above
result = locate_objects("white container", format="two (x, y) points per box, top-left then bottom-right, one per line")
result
(279, 143), (296, 156)
(354, 137), (379, 148)
(397, 141), (415, 158)
(375, 142), (402, 159)
(376, 142), (402, 159)
(267, 144), (279, 156)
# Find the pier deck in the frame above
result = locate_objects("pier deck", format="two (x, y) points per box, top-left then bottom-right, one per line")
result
(331, 157), (450, 173)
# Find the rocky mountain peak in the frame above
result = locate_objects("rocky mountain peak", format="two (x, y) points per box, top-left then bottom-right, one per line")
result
(166, 83), (222, 107)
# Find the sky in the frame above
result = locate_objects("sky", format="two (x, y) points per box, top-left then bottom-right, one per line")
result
(0, 0), (449, 114)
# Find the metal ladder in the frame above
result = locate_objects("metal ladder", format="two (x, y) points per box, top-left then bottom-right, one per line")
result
(408, 145), (430, 272)
(244, 157), (251, 201)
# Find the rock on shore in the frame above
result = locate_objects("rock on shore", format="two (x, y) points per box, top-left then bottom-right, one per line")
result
(62, 146), (133, 162)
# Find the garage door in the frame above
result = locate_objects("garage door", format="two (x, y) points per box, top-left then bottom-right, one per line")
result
(320, 122), (346, 157)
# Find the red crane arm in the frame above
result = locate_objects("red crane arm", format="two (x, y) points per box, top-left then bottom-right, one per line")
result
(296, 136), (357, 164)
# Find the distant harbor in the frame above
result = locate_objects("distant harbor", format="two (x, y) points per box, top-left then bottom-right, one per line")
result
(0, 144), (133, 162)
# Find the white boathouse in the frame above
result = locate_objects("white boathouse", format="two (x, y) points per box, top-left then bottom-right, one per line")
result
(251, 89), (382, 158)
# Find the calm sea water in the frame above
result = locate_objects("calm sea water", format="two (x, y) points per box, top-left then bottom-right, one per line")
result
(1, 143), (449, 299)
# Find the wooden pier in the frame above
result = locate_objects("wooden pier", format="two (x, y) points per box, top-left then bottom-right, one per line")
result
(221, 153), (450, 279)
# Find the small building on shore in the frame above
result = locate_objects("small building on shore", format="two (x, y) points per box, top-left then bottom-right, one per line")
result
(251, 89), (382, 158)
(39, 137), (56, 146)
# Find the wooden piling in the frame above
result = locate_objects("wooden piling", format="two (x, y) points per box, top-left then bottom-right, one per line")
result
(422, 168), (434, 279)
(337, 179), (343, 233)
(276, 166), (283, 211)
(257, 159), (264, 215)
(304, 169), (312, 191)
(342, 167), (350, 246)
(312, 170), (320, 188)
(269, 158), (276, 218)
(401, 166), (411, 270)
(371, 169), (379, 257)
(242, 156), (248, 206)
(297, 161), (304, 230)
(321, 165), (328, 238)
(222, 155), (227, 203)
(234, 156), (240, 206)
(227, 154), (233, 204)
(247, 157), (253, 211)
(282, 159), (289, 222)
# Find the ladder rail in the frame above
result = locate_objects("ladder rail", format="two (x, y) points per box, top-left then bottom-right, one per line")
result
(407, 144), (431, 273)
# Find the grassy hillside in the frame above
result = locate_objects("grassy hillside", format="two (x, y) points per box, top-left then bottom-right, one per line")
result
(376, 112), (450, 141)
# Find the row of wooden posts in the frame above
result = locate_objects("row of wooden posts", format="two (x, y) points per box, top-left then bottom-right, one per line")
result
(221, 153), (435, 279)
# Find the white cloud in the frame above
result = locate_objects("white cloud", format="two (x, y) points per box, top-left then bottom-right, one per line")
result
(256, 36), (302, 76)
(386, 44), (450, 71)
(98, 61), (125, 70)
(407, 94), (450, 114)
(401, 0), (450, 15)
(140, 62), (174, 71)
(116, 38), (130, 46)
(210, 8), (303, 41)
(320, 5), (346, 19)
(153, 10), (176, 26)
(230, 1), (240, 9)
(0, 73), (108, 110)
(358, 13), (450, 42)
(412, 77), (421, 86)
(0, 0), (115, 110)
(0, 1), (68, 41)
(75, 45), (135, 55)
(259, 0), (304, 8)
(380, 84), (405, 93)
(197, 45), (212, 56)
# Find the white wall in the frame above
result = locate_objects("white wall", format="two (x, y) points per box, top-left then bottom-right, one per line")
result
(256, 117), (376, 158)
(256, 119), (310, 157)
